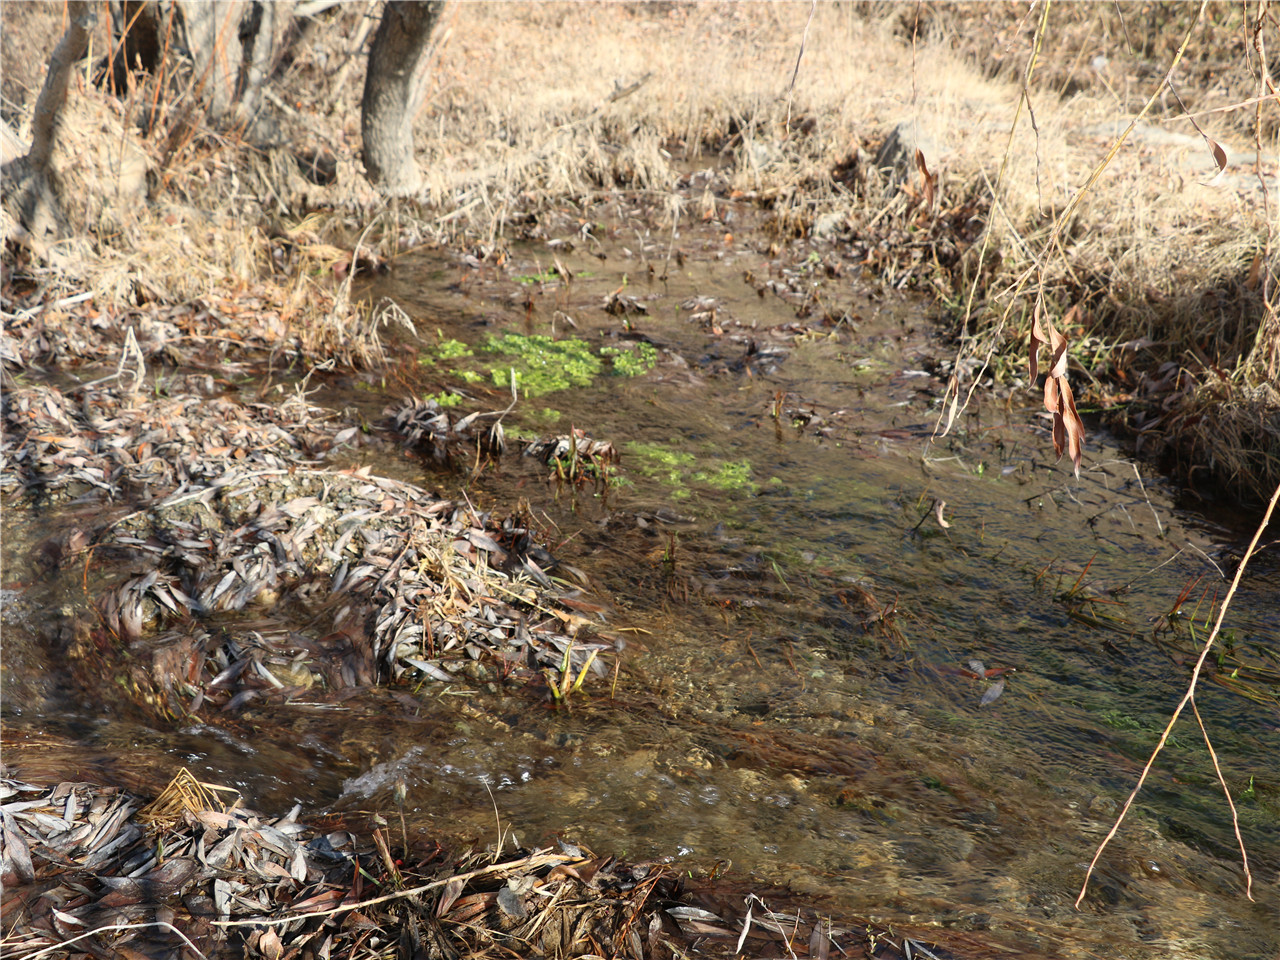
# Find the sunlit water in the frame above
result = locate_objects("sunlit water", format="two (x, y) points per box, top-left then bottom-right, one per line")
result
(3, 218), (1277, 958)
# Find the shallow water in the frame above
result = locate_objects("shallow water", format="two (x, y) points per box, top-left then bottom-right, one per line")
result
(3, 212), (1278, 958)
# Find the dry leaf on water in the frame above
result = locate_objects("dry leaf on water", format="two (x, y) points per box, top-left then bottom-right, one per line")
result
(933, 499), (951, 529)
(979, 677), (1006, 707)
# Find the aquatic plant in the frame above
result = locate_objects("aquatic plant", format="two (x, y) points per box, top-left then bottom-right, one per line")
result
(525, 429), (619, 490)
(625, 441), (757, 496)
(600, 342), (658, 377)
(482, 334), (601, 397)
(432, 337), (474, 361)
(424, 390), (465, 408)
(693, 458), (757, 493)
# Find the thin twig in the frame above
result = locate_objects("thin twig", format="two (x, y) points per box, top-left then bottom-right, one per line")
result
(20, 921), (209, 960)
(214, 850), (566, 927)
(1114, 545), (1185, 593)
(1191, 698), (1253, 899)
(784, 2), (817, 132)
(1127, 461), (1164, 538)
(1076, 478), (1278, 907)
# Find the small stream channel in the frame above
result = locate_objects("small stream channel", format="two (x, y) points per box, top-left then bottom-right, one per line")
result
(3, 213), (1278, 958)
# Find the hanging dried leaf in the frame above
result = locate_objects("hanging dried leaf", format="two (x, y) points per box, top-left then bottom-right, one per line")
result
(1208, 137), (1227, 174)
(915, 148), (936, 210)
(1031, 302), (1087, 476)
(1028, 300), (1046, 383)
(1197, 136), (1228, 186)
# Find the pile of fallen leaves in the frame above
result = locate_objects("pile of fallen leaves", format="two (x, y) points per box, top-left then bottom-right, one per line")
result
(1, 377), (618, 716)
(0, 377), (346, 505)
(0, 774), (955, 960)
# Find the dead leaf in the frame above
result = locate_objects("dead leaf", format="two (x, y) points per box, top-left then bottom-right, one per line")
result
(1199, 136), (1228, 186)
(1, 815), (35, 884)
(936, 374), (960, 438)
(289, 888), (346, 913)
(933, 500), (951, 529)
(1032, 302), (1086, 476)
(1208, 137), (1227, 173)
(1246, 253), (1262, 291)
(436, 875), (466, 918)
(258, 927), (284, 960)
(979, 678), (1006, 707)
(915, 148), (936, 209)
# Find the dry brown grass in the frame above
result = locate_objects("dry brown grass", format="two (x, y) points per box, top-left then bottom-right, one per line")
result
(2, 1), (1277, 503)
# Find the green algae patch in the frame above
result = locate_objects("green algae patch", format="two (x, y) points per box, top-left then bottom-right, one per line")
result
(625, 441), (694, 498)
(433, 338), (474, 361)
(419, 334), (656, 401)
(601, 342), (658, 377)
(425, 391), (465, 408)
(625, 441), (757, 498)
(419, 336), (474, 367)
(483, 334), (602, 397)
(694, 459), (758, 493)
(626, 441), (694, 481)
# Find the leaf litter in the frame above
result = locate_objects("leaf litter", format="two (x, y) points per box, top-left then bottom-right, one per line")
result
(1, 378), (621, 716)
(0, 774), (963, 960)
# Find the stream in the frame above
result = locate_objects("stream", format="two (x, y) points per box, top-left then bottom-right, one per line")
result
(3, 211), (1278, 959)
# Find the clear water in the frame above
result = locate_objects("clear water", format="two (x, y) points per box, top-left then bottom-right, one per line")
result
(3, 218), (1277, 958)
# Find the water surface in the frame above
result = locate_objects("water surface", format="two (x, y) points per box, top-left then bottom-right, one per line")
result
(3, 212), (1277, 958)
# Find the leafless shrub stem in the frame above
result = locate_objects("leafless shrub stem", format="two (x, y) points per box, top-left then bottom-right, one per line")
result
(1076, 478), (1279, 907)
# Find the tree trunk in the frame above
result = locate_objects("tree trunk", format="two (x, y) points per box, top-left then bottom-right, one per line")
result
(3, 0), (97, 244)
(28, 1), (98, 169)
(103, 1), (163, 94)
(177, 0), (293, 136)
(178, 1), (245, 122)
(361, 0), (442, 197)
